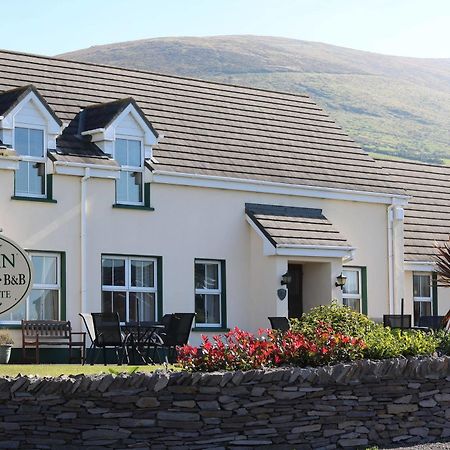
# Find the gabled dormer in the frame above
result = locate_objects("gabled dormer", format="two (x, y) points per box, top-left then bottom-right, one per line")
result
(77, 98), (158, 207)
(0, 85), (62, 200)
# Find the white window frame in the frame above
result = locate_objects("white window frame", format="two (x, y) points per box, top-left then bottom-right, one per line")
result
(413, 271), (432, 323)
(114, 136), (144, 206)
(342, 267), (362, 312)
(14, 125), (47, 198)
(194, 260), (223, 328)
(101, 255), (158, 322)
(0, 252), (60, 324)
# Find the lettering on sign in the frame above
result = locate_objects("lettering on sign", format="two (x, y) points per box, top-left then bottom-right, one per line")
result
(0, 235), (33, 315)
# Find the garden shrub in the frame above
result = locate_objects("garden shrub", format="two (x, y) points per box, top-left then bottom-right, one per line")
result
(290, 301), (376, 339)
(177, 325), (366, 372)
(364, 325), (439, 359)
(436, 329), (450, 355)
(177, 304), (445, 372)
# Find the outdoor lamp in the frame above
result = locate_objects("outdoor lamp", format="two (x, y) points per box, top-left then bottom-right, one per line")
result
(281, 272), (292, 286)
(335, 273), (347, 290)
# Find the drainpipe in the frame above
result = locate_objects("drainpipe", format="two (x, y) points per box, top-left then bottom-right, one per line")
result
(81, 168), (91, 317)
(387, 204), (395, 314)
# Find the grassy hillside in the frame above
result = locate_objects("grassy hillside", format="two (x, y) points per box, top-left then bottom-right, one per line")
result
(59, 36), (450, 164)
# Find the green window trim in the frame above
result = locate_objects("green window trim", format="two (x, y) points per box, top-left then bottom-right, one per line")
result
(193, 259), (227, 329)
(156, 256), (163, 321)
(192, 327), (230, 332)
(100, 253), (163, 322)
(432, 272), (438, 315)
(11, 174), (57, 203)
(361, 267), (368, 316)
(342, 266), (367, 315)
(113, 183), (153, 211)
(0, 249), (66, 326)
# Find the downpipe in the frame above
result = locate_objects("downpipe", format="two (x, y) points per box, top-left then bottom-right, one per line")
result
(81, 168), (91, 319)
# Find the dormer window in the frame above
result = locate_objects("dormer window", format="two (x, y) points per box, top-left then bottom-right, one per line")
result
(78, 98), (158, 210)
(0, 85), (62, 202)
(14, 126), (46, 197)
(115, 138), (144, 205)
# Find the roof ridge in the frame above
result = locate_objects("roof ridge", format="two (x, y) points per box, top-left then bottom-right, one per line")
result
(376, 156), (450, 171)
(0, 48), (312, 101)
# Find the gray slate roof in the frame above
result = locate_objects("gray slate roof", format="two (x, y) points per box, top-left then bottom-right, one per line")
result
(378, 159), (450, 263)
(245, 203), (351, 248)
(0, 84), (62, 125)
(0, 49), (404, 196)
(66, 97), (159, 137)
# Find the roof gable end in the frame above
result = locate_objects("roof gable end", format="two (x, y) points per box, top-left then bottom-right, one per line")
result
(0, 85), (62, 128)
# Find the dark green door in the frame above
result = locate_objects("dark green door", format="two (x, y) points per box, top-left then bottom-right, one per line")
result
(288, 264), (303, 319)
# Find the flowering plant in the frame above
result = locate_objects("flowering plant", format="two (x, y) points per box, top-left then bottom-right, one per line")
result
(177, 324), (365, 372)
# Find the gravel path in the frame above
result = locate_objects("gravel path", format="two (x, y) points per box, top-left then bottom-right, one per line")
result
(381, 443), (450, 449)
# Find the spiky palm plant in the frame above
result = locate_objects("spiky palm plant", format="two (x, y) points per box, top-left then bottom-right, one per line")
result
(435, 240), (450, 287)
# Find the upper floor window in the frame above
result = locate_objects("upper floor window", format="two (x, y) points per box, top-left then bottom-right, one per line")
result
(115, 138), (143, 205)
(14, 127), (46, 198)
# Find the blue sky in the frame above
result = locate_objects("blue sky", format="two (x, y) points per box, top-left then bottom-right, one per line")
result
(3, 0), (450, 58)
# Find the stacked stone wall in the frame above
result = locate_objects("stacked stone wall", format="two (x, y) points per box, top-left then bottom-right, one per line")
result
(0, 357), (449, 449)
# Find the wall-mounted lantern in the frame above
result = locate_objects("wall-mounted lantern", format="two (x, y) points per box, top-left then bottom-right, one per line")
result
(281, 272), (292, 286)
(335, 272), (347, 290)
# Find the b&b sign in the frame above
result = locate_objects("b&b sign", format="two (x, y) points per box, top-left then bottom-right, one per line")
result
(0, 235), (32, 315)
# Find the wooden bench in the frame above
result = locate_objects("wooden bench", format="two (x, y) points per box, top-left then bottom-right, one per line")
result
(22, 320), (86, 364)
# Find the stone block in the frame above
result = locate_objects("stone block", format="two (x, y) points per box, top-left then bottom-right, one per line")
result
(291, 424), (321, 433)
(338, 438), (368, 447)
(419, 398), (437, 408)
(387, 404), (419, 414)
(136, 397), (160, 408)
(157, 411), (200, 422)
(409, 427), (429, 437)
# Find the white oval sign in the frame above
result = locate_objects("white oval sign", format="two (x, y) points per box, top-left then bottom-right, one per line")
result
(0, 235), (33, 315)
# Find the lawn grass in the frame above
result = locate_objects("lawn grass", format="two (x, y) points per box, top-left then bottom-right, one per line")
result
(0, 364), (177, 377)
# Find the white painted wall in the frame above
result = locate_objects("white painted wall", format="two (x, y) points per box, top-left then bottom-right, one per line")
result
(404, 270), (450, 319)
(0, 167), (394, 346)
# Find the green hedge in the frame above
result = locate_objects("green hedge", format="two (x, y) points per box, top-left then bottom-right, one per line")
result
(291, 302), (447, 360)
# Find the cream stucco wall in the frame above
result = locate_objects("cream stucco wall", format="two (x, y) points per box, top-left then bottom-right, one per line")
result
(404, 270), (450, 320)
(0, 168), (395, 347)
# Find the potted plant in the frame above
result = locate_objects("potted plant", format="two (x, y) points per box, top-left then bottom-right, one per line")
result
(0, 332), (14, 364)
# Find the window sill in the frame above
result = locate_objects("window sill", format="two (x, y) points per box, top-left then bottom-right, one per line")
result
(11, 196), (57, 204)
(0, 324), (22, 330)
(192, 327), (230, 332)
(113, 203), (154, 211)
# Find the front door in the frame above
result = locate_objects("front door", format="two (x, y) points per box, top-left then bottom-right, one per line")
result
(288, 264), (303, 319)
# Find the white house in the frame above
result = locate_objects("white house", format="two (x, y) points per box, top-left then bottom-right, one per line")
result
(0, 50), (447, 360)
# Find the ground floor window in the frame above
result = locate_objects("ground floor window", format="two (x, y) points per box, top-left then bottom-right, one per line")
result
(194, 259), (226, 328)
(0, 252), (61, 323)
(101, 255), (158, 323)
(342, 268), (362, 313)
(413, 272), (432, 326)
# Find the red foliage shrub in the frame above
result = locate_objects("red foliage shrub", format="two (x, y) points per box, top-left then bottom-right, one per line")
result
(177, 323), (366, 372)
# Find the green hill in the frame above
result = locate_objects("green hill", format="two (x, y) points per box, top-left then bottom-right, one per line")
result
(59, 35), (450, 164)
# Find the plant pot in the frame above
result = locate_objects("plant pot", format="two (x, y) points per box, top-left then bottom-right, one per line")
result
(0, 345), (12, 364)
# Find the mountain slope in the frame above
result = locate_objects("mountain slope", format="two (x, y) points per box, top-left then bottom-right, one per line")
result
(59, 36), (450, 163)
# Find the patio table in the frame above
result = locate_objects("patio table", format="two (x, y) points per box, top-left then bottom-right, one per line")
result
(122, 322), (165, 364)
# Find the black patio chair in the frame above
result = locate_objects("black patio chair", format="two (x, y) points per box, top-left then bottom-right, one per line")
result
(418, 315), (444, 331)
(79, 313), (97, 365)
(149, 313), (195, 363)
(383, 314), (412, 329)
(268, 316), (290, 332)
(91, 312), (130, 365)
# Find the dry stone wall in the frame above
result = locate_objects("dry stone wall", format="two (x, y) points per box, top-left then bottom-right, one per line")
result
(0, 357), (449, 449)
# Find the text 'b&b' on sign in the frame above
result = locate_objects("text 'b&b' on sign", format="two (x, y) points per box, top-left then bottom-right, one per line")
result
(0, 235), (32, 315)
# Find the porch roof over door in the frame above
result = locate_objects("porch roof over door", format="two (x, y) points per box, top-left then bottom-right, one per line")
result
(245, 203), (355, 259)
